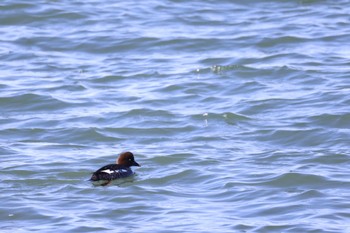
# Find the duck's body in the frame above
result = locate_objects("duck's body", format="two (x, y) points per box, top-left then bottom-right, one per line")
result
(90, 164), (134, 181)
(90, 151), (140, 186)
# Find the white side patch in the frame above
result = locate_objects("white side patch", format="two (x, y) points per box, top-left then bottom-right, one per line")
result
(101, 169), (114, 174)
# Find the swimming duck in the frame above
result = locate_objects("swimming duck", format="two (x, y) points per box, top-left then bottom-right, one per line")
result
(90, 151), (140, 186)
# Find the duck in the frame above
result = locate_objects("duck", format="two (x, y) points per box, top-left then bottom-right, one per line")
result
(90, 151), (140, 186)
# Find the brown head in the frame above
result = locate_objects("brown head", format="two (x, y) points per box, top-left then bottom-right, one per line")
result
(117, 151), (140, 167)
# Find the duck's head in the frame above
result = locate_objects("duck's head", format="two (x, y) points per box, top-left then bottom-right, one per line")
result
(117, 151), (140, 167)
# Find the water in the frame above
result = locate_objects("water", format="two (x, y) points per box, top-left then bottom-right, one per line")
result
(1, 0), (350, 232)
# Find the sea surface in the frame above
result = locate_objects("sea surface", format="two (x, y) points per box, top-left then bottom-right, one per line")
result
(1, 0), (350, 232)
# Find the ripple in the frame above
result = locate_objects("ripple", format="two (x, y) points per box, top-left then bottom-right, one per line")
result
(0, 93), (71, 112)
(1, 0), (350, 232)
(261, 172), (332, 188)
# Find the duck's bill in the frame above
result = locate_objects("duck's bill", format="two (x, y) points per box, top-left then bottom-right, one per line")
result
(133, 161), (141, 167)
